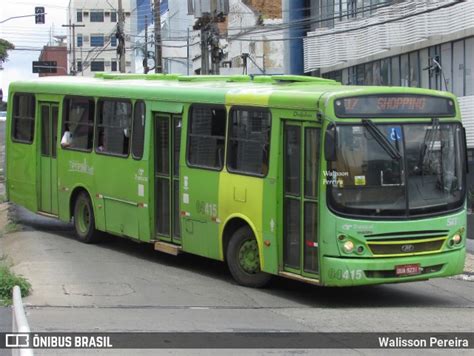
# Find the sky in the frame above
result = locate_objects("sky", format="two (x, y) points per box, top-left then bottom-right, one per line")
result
(0, 0), (68, 100)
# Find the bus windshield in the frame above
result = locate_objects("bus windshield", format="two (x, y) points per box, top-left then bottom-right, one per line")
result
(327, 122), (465, 217)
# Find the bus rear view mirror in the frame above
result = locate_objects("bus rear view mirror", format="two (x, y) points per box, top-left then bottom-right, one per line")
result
(325, 124), (337, 161)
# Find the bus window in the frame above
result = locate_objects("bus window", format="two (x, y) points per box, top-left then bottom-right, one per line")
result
(132, 101), (146, 160)
(227, 108), (271, 177)
(97, 99), (132, 156)
(187, 105), (226, 170)
(62, 97), (95, 151)
(12, 93), (35, 143)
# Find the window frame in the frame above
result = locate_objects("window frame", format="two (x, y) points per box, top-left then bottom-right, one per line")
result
(77, 11), (83, 22)
(226, 106), (272, 178)
(132, 100), (146, 160)
(95, 97), (133, 158)
(62, 96), (96, 153)
(90, 60), (105, 72)
(11, 93), (36, 145)
(90, 10), (104, 22)
(90, 34), (105, 47)
(186, 103), (227, 171)
(77, 34), (83, 47)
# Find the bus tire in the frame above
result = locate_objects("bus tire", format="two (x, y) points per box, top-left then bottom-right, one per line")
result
(73, 192), (99, 243)
(226, 226), (271, 288)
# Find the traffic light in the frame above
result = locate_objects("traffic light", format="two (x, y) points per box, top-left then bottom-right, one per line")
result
(35, 7), (45, 24)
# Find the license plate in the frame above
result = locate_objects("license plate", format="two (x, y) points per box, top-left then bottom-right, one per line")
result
(395, 264), (421, 276)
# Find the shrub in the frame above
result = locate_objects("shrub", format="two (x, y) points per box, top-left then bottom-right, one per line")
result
(0, 263), (31, 305)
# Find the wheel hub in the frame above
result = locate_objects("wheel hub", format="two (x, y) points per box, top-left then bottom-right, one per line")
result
(239, 239), (260, 274)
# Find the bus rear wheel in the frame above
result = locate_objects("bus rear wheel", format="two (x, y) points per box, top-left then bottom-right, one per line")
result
(226, 226), (271, 288)
(73, 192), (99, 243)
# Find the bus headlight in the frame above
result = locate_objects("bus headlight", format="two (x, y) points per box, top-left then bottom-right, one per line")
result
(452, 234), (462, 244)
(343, 241), (355, 253)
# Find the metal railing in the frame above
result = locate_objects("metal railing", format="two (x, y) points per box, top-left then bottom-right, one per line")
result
(12, 286), (33, 356)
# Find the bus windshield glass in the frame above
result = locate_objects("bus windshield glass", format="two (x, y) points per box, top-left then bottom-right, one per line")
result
(327, 122), (465, 217)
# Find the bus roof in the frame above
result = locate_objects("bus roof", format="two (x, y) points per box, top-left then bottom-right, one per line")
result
(8, 74), (456, 112)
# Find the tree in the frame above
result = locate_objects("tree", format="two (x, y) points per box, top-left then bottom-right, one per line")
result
(0, 38), (14, 67)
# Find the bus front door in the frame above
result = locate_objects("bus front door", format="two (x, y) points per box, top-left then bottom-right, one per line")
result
(39, 102), (59, 215)
(154, 113), (182, 245)
(282, 121), (320, 277)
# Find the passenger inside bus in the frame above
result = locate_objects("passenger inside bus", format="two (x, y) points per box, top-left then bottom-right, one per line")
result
(60, 124), (72, 148)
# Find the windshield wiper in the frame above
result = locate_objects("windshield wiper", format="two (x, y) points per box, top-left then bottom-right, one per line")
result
(421, 118), (440, 167)
(362, 119), (401, 160)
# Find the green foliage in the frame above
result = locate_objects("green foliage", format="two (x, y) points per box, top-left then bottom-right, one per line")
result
(4, 222), (20, 234)
(0, 38), (15, 64)
(0, 258), (31, 306)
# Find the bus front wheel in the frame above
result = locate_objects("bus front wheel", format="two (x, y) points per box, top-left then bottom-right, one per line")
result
(73, 192), (99, 243)
(226, 226), (271, 288)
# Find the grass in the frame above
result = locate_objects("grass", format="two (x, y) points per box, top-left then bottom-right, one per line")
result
(0, 194), (5, 203)
(0, 256), (31, 306)
(4, 222), (20, 234)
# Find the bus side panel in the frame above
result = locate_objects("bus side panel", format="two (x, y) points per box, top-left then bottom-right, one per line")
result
(57, 150), (96, 223)
(260, 110), (282, 275)
(218, 173), (266, 266)
(6, 94), (38, 213)
(94, 155), (145, 240)
(180, 168), (221, 259)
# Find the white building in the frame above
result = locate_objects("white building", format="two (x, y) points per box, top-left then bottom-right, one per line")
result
(303, 0), (474, 148)
(134, 0), (195, 75)
(219, 0), (285, 75)
(67, 0), (135, 76)
(134, 0), (284, 75)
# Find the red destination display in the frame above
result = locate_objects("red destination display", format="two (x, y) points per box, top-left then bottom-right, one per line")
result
(335, 94), (455, 118)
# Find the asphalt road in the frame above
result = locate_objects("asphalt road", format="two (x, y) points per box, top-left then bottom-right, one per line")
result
(2, 206), (473, 326)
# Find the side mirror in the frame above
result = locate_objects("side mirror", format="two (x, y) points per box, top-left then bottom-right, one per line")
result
(324, 123), (337, 161)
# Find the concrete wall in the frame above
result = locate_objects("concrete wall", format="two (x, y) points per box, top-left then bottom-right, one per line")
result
(220, 0), (284, 75)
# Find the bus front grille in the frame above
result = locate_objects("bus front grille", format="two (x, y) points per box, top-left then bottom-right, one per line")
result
(367, 237), (446, 257)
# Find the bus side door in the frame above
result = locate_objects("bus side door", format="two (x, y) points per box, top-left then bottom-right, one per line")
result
(282, 120), (321, 277)
(39, 102), (59, 215)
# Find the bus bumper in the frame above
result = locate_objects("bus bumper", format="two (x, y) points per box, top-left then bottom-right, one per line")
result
(321, 248), (466, 287)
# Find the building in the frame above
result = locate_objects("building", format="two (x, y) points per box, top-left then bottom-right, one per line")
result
(134, 0), (285, 75)
(134, 0), (195, 74)
(302, 0), (474, 148)
(37, 41), (68, 77)
(67, 0), (136, 76)
(220, 0), (285, 75)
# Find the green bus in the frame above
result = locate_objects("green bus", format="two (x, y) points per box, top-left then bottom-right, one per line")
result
(5, 73), (467, 287)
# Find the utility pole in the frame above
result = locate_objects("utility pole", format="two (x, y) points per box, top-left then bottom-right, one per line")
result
(186, 27), (190, 75)
(194, 11), (225, 75)
(62, 21), (84, 75)
(154, 0), (162, 73)
(210, 20), (221, 75)
(117, 0), (126, 73)
(144, 15), (149, 74)
(200, 16), (210, 75)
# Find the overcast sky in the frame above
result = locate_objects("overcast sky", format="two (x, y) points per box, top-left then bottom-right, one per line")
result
(0, 0), (68, 99)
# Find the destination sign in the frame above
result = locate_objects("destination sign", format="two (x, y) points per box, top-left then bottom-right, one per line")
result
(334, 95), (455, 118)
